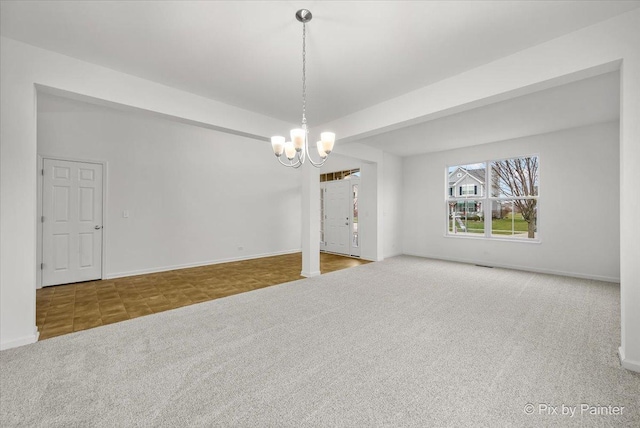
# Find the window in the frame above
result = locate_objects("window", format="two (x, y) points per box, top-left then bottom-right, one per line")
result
(320, 187), (325, 244)
(352, 184), (359, 248)
(320, 169), (360, 182)
(446, 156), (539, 240)
(460, 184), (478, 196)
(447, 163), (486, 236)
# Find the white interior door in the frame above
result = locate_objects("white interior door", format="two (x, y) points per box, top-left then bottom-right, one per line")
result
(42, 159), (103, 286)
(324, 180), (350, 254)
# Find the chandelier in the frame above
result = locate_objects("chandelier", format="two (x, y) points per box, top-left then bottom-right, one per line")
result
(270, 9), (335, 168)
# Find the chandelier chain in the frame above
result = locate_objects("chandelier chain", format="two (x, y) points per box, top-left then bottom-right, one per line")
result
(302, 21), (307, 126)
(270, 10), (334, 169)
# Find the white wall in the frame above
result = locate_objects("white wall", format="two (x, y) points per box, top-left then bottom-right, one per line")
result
(37, 93), (301, 279)
(357, 162), (377, 261)
(320, 153), (362, 174)
(402, 121), (620, 282)
(383, 153), (403, 258)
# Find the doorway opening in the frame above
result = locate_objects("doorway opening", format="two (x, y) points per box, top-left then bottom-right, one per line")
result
(320, 169), (360, 257)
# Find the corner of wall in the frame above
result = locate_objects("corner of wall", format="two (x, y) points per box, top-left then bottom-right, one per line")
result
(0, 327), (39, 351)
(618, 346), (640, 373)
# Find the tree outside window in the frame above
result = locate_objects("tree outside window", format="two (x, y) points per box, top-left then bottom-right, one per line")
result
(491, 157), (538, 239)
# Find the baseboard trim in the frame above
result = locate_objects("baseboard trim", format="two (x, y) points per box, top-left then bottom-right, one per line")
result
(301, 270), (321, 278)
(1, 328), (39, 351)
(619, 347), (640, 372)
(105, 249), (301, 280)
(402, 252), (620, 283)
(320, 250), (363, 260)
(384, 251), (403, 258)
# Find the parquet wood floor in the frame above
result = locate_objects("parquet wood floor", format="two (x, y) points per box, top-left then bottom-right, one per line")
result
(36, 252), (370, 341)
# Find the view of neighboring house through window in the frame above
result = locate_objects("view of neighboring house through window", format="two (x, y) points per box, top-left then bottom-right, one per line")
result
(447, 163), (486, 236)
(446, 156), (539, 240)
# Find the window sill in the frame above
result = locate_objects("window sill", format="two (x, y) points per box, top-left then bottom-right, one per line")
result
(444, 233), (541, 244)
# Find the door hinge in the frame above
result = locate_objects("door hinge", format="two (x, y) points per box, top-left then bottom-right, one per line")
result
(41, 169), (44, 176)
(41, 216), (44, 223)
(40, 263), (44, 270)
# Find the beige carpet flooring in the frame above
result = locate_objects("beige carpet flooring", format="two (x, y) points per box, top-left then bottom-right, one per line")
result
(1, 256), (638, 427)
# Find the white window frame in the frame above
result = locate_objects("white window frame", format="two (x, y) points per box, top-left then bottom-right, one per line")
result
(445, 155), (540, 242)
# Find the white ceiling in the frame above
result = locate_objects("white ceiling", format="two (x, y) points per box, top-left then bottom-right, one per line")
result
(361, 70), (620, 156)
(1, 1), (638, 126)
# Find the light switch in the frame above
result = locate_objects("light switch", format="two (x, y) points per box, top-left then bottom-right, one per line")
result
(123, 210), (129, 218)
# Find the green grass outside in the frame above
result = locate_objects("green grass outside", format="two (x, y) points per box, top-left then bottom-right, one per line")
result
(449, 213), (531, 235)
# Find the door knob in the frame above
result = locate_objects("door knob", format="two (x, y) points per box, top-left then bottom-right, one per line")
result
(94, 225), (102, 230)
(345, 222), (349, 225)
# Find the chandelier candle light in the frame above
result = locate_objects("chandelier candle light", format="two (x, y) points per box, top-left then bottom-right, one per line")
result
(271, 9), (336, 168)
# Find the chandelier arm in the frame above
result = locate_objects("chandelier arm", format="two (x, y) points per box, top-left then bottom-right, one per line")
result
(277, 156), (302, 168)
(307, 157), (327, 167)
(305, 151), (328, 167)
(300, 145), (306, 163)
(302, 126), (327, 168)
(291, 160), (303, 169)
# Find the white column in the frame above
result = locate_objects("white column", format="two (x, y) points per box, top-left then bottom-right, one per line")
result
(301, 161), (320, 277)
(0, 43), (38, 349)
(619, 54), (640, 372)
(359, 162), (383, 262)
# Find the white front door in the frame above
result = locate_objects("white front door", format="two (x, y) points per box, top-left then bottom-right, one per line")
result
(324, 180), (350, 254)
(42, 159), (103, 286)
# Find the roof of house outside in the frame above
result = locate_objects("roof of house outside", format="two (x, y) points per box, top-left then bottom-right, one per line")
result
(449, 167), (486, 186)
